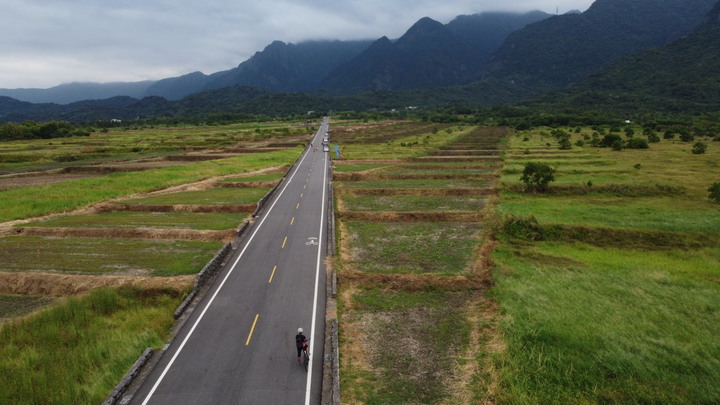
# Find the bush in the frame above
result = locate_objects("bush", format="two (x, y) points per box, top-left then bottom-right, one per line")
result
(709, 182), (720, 204)
(679, 131), (695, 142)
(520, 162), (556, 192)
(692, 142), (707, 154)
(600, 134), (623, 148)
(626, 138), (649, 149)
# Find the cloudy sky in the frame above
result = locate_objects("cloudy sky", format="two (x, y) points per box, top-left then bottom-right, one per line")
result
(0, 0), (595, 89)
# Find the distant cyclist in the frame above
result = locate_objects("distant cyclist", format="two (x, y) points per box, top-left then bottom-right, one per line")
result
(295, 327), (309, 362)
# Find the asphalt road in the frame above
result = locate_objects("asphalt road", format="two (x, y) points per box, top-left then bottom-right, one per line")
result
(130, 119), (330, 405)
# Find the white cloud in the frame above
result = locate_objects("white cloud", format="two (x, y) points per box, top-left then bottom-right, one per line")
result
(0, 0), (595, 88)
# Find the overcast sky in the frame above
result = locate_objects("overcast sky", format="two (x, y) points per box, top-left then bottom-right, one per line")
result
(0, 0), (595, 89)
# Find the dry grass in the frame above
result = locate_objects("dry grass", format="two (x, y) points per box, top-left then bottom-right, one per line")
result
(0, 272), (193, 296)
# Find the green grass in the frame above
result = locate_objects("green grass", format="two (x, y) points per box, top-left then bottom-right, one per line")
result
(117, 187), (270, 205)
(0, 287), (184, 404)
(332, 163), (392, 173)
(0, 148), (300, 222)
(22, 211), (248, 231)
(342, 289), (472, 404)
(498, 193), (720, 234)
(343, 195), (487, 212)
(344, 222), (482, 275)
(0, 236), (222, 276)
(491, 242), (720, 404)
(490, 126), (720, 403)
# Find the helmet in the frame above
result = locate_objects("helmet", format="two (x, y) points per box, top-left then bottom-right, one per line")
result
(297, 328), (303, 333)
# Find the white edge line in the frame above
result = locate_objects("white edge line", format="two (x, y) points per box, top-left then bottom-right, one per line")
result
(141, 127), (317, 405)
(305, 121), (328, 404)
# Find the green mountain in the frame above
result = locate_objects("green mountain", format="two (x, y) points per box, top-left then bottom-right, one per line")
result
(526, 24), (720, 114)
(487, 0), (717, 89)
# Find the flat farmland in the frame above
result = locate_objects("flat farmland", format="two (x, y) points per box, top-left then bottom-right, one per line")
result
(0, 119), (310, 404)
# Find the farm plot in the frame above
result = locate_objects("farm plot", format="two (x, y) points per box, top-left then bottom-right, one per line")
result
(335, 124), (506, 403)
(0, 236), (222, 276)
(342, 221), (482, 275)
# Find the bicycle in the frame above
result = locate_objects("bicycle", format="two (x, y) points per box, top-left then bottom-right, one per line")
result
(297, 341), (310, 371)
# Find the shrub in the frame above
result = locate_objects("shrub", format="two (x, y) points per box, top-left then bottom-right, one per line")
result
(692, 142), (707, 155)
(520, 162), (556, 192)
(626, 138), (649, 149)
(679, 131), (695, 142)
(612, 140), (624, 151)
(709, 182), (720, 203)
(600, 134), (623, 148)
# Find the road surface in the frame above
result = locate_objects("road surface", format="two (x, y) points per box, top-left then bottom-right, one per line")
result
(130, 119), (330, 404)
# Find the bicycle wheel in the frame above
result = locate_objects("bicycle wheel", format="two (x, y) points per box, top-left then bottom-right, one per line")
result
(303, 350), (309, 372)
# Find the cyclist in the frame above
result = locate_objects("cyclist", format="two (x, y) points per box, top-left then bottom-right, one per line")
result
(295, 327), (309, 362)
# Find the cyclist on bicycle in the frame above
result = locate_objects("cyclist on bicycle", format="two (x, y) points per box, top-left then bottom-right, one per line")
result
(296, 327), (309, 362)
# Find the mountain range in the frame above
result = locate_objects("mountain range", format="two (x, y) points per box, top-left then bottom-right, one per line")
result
(0, 10), (552, 105)
(1, 0), (719, 122)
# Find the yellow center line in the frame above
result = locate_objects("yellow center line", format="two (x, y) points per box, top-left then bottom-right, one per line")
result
(296, 202), (300, 209)
(290, 217), (295, 225)
(300, 192), (304, 198)
(282, 236), (287, 248)
(304, 184), (307, 189)
(245, 314), (259, 346)
(269, 265), (277, 283)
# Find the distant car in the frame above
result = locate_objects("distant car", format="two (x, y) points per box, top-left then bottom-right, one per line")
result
(323, 145), (329, 152)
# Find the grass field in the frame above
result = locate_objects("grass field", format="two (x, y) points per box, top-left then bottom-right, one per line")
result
(0, 287), (183, 404)
(0, 149), (299, 222)
(342, 195), (487, 212)
(491, 126), (720, 403)
(343, 221), (482, 275)
(116, 187), (270, 205)
(0, 236), (223, 276)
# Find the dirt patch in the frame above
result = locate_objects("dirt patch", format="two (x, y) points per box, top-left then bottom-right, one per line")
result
(337, 211), (484, 222)
(0, 272), (194, 296)
(15, 227), (237, 242)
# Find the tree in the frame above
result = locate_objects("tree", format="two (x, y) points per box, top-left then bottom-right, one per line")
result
(709, 182), (720, 204)
(520, 162), (556, 192)
(600, 133), (623, 148)
(626, 138), (649, 149)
